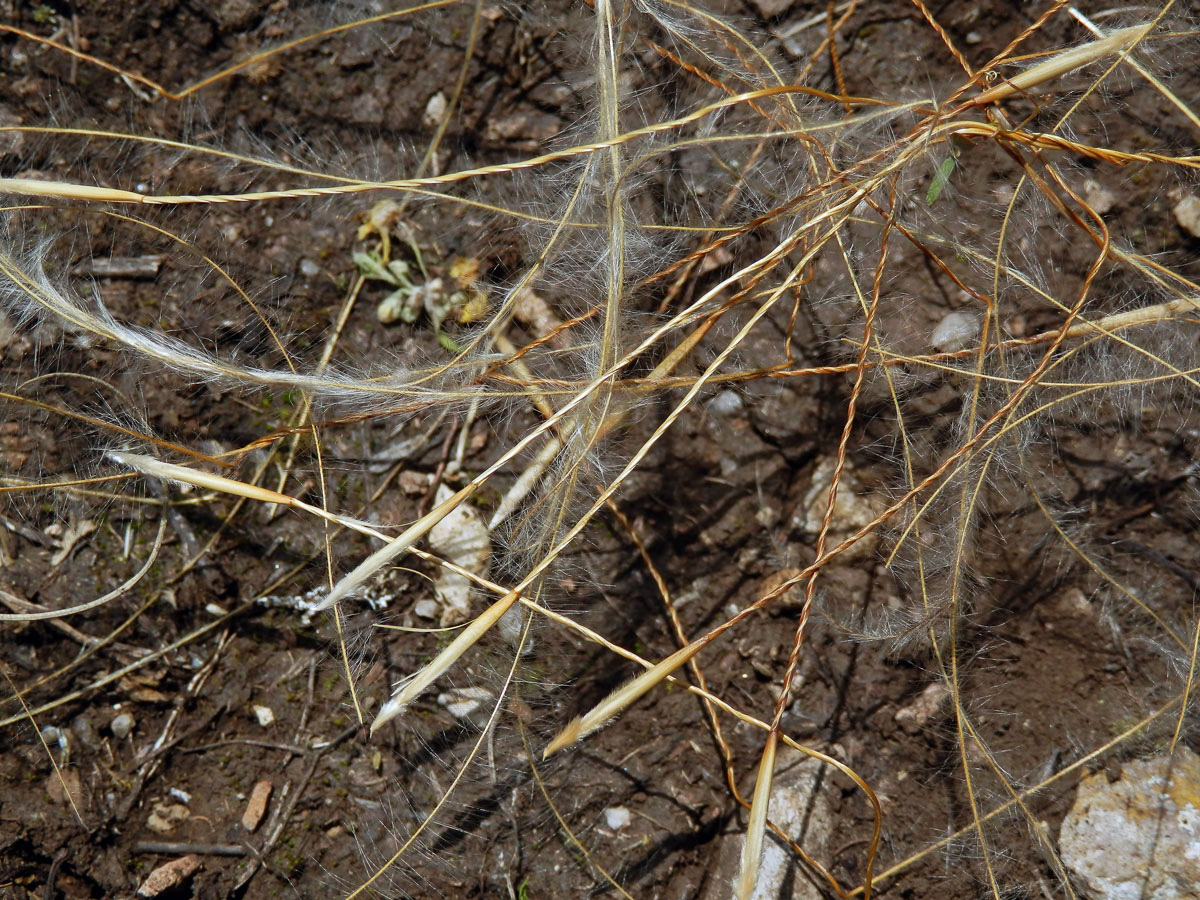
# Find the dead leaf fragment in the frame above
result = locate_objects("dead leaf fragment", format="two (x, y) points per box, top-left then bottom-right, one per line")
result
(427, 483), (491, 626)
(136, 854), (201, 898)
(241, 779), (273, 832)
(49, 518), (97, 567)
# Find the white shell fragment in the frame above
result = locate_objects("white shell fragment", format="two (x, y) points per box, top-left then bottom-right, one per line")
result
(1083, 178), (1116, 216)
(1059, 747), (1200, 900)
(930, 310), (980, 353)
(427, 483), (491, 626)
(423, 91), (448, 129)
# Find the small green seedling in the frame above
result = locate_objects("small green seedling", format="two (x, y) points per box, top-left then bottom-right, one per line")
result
(354, 248), (470, 352)
(926, 135), (972, 205)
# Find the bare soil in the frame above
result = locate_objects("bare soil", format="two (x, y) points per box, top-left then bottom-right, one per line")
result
(1, 2), (1198, 900)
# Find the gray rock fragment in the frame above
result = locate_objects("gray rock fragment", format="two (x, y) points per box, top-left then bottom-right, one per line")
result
(1059, 747), (1200, 900)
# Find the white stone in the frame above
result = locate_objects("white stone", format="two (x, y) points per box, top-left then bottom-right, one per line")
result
(894, 681), (949, 734)
(110, 712), (135, 740)
(252, 704), (275, 727)
(412, 598), (440, 619)
(603, 805), (632, 830)
(930, 310), (980, 353)
(1059, 747), (1200, 900)
(1173, 195), (1200, 239)
(423, 92), (448, 129)
(1083, 179), (1116, 216)
(708, 390), (744, 417)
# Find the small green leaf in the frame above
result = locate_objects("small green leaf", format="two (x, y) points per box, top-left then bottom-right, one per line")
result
(926, 156), (957, 205)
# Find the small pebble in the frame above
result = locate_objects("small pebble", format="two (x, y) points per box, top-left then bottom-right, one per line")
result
(604, 805), (632, 830)
(965, 31), (982, 44)
(71, 714), (100, 751)
(1173, 194), (1200, 239)
(242, 779), (273, 832)
(169, 787), (192, 805)
(110, 712), (136, 740)
(298, 258), (321, 278)
(147, 801), (190, 834)
(413, 598), (440, 619)
(252, 704), (275, 727)
(1083, 179), (1116, 216)
(930, 310), (980, 352)
(707, 389), (744, 417)
(423, 91), (448, 129)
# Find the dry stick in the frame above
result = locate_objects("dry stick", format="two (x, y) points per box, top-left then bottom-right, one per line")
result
(134, 842), (245, 857)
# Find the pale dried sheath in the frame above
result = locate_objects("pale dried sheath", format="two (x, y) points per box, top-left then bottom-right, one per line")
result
(736, 731), (779, 900)
(489, 435), (562, 530)
(975, 23), (1153, 105)
(109, 451), (285, 505)
(0, 177), (146, 203)
(544, 639), (709, 757)
(371, 589), (520, 733)
(316, 482), (478, 611)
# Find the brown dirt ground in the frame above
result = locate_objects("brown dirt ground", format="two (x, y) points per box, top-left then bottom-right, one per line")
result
(1, 2), (1199, 900)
